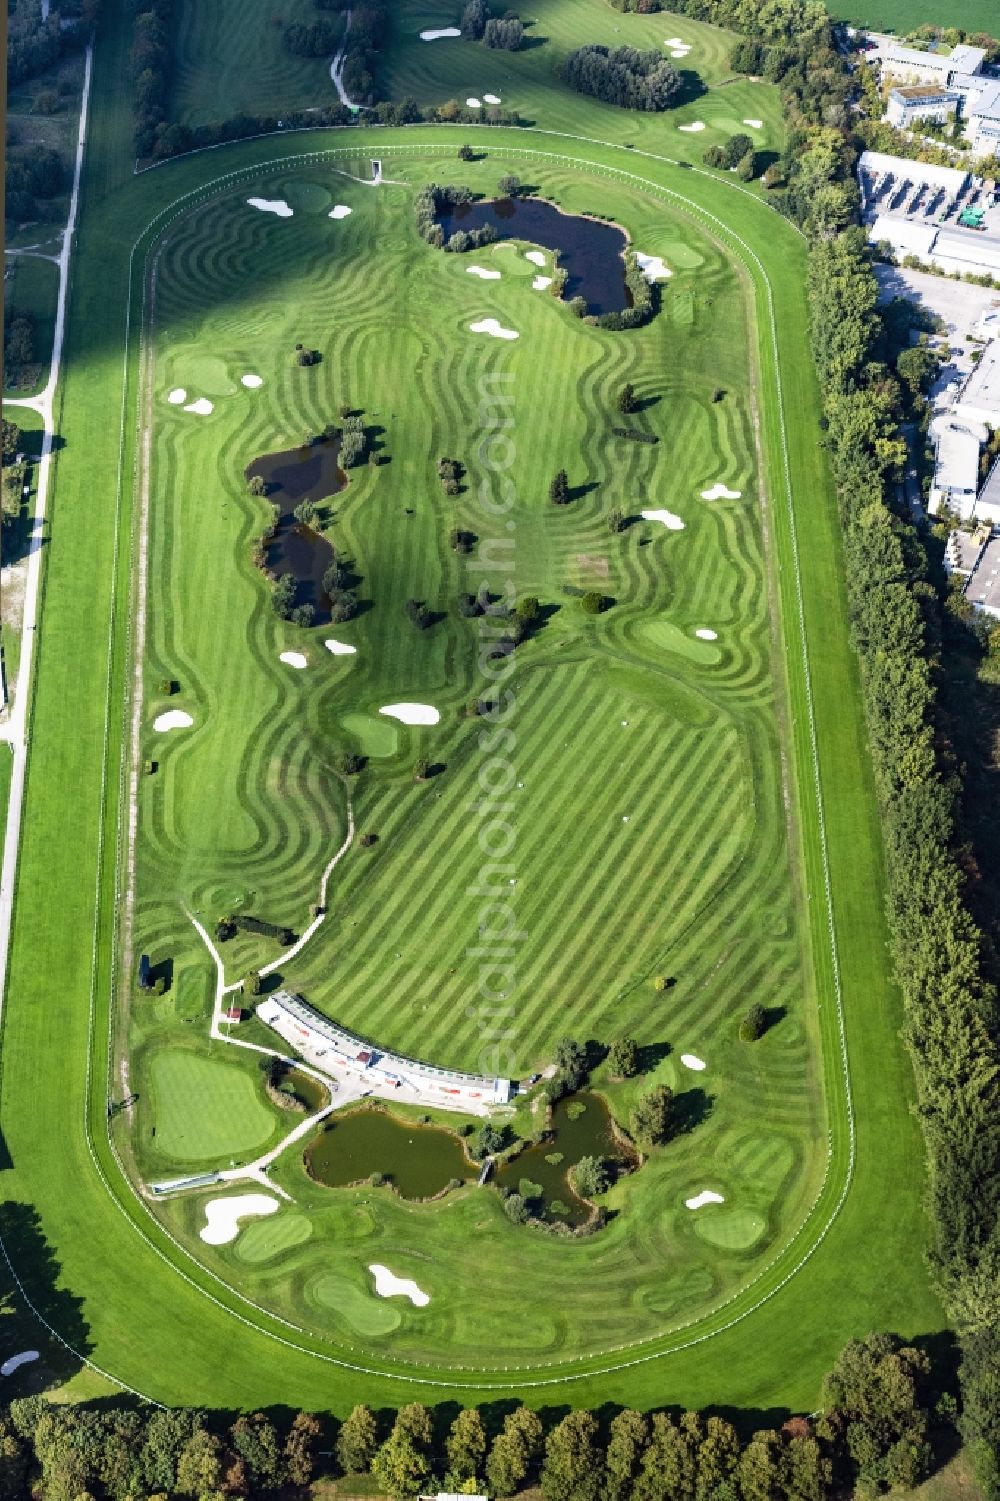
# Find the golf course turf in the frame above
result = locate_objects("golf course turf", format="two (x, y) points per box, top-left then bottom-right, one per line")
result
(0, 1), (941, 1418)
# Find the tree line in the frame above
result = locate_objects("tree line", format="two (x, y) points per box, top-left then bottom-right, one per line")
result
(7, 0), (94, 88)
(0, 1331), (952, 1500)
(562, 44), (683, 112)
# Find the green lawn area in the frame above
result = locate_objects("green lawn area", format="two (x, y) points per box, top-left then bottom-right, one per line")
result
(0, 0), (940, 1422)
(824, 0), (997, 32)
(144, 1049), (282, 1165)
(384, 0), (785, 161)
(170, 0), (343, 126)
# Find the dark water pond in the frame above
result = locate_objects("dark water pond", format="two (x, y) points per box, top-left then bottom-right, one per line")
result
(306, 1108), (477, 1199)
(245, 438), (345, 621)
(280, 1069), (329, 1112)
(440, 197), (630, 315)
(495, 1089), (623, 1227)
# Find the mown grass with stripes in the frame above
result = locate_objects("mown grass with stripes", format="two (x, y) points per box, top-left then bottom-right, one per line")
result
(127, 155), (825, 1365)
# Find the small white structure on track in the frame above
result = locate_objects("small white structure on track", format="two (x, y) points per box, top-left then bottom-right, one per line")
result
(685, 1189), (724, 1209)
(280, 651), (308, 669)
(701, 482), (742, 501)
(153, 710), (193, 732)
(469, 318), (518, 340)
(641, 508), (685, 530)
(324, 639), (357, 655)
(380, 702), (440, 725)
(167, 387), (187, 404)
(369, 1264), (430, 1306)
(247, 197), (293, 217)
(241, 373), (263, 388)
(200, 1195), (279, 1245)
(1, 1351), (39, 1376)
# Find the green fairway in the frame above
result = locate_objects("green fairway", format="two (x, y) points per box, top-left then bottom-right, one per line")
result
(170, 0), (342, 126)
(0, 0), (941, 1419)
(824, 0), (996, 31)
(384, 0), (785, 160)
(145, 1050), (282, 1165)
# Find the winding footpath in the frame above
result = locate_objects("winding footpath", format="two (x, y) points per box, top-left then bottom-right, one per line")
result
(0, 47), (93, 1014)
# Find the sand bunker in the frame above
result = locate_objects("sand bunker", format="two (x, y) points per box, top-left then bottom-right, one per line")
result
(641, 509), (685, 530)
(467, 265), (502, 280)
(636, 252), (672, 282)
(380, 702), (440, 726)
(153, 710), (193, 732)
(420, 26), (460, 39)
(525, 250), (546, 266)
(532, 275), (553, 290)
(247, 197), (293, 217)
(686, 1190), (724, 1209)
(325, 639), (357, 655)
(370, 1264), (430, 1306)
(1, 1351), (39, 1376)
(679, 122), (705, 132)
(280, 651), (307, 669)
(483, 92), (502, 103)
(467, 96), (482, 107)
(470, 318), (518, 340)
(695, 629), (717, 641)
(167, 388), (187, 405)
(241, 374), (263, 388)
(743, 118), (763, 128)
(200, 1195), (279, 1245)
(681, 1053), (707, 1070)
(701, 482), (742, 501)
(329, 204), (352, 219)
(183, 398), (214, 415)
(671, 47), (691, 57)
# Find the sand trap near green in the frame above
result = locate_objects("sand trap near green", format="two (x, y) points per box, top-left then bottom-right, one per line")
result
(641, 620), (722, 664)
(148, 1052), (278, 1162)
(341, 712), (399, 757)
(310, 1273), (402, 1335)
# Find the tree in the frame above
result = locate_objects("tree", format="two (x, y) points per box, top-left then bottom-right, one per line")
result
(723, 132), (754, 169)
(248, 473), (267, 497)
(736, 149), (758, 182)
(581, 591), (605, 615)
(515, 594), (540, 624)
(562, 45), (682, 111)
(338, 751), (364, 776)
(405, 598), (431, 630)
(486, 1408), (544, 1498)
(633, 1412), (700, 1501)
(541, 1410), (603, 1501)
(573, 1154), (609, 1198)
(472, 1122), (506, 1158)
(617, 382), (637, 414)
(630, 1083), (672, 1147)
(293, 499), (316, 525)
(2, 420), (22, 464)
(504, 1190), (530, 1222)
(555, 1036), (589, 1090)
(697, 1415), (741, 1498)
(608, 508), (627, 533)
(458, 143), (475, 160)
(284, 1412), (321, 1486)
(336, 1405), (378, 1475)
(230, 1413), (283, 1489)
(549, 469), (570, 505)
(460, 0), (490, 39)
(737, 1429), (783, 1501)
(414, 758), (430, 781)
(243, 969), (262, 997)
(821, 1333), (932, 1495)
(371, 1431), (430, 1498)
(175, 1429), (223, 1497)
(484, 16), (524, 49)
(740, 1002), (767, 1041)
(446, 1408), (488, 1489)
(608, 1035), (638, 1078)
(606, 1409), (649, 1500)
(498, 173), (521, 198)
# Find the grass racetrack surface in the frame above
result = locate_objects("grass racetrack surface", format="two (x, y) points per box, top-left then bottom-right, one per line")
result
(0, 0), (941, 1417)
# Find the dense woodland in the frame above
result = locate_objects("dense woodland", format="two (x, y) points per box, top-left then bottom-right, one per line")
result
(0, 1334), (949, 1501)
(561, 44), (683, 111)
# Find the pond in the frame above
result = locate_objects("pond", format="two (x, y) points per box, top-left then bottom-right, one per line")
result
(245, 438), (345, 621)
(439, 197), (630, 316)
(279, 1069), (329, 1113)
(494, 1090), (626, 1227)
(305, 1107), (477, 1199)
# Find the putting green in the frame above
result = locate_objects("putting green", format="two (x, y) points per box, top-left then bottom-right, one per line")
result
(341, 712), (399, 758)
(169, 353), (238, 396)
(147, 1052), (278, 1163)
(282, 179), (334, 215)
(233, 1211), (314, 1263)
(693, 1209), (767, 1251)
(310, 1272), (403, 1336)
(640, 620), (722, 664)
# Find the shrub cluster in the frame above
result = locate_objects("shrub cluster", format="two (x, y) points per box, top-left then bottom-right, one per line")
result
(414, 183), (495, 253)
(5, 145), (66, 224)
(0, 1333), (945, 1499)
(562, 44), (682, 112)
(484, 16), (524, 50)
(130, 0), (175, 157)
(216, 913), (295, 945)
(595, 251), (655, 330)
